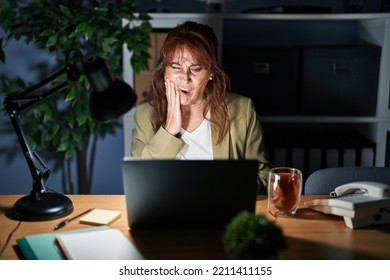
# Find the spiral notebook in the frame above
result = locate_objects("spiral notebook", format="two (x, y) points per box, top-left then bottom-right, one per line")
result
(122, 159), (258, 229)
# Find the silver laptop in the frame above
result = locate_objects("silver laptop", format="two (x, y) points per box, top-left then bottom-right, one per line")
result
(122, 159), (258, 229)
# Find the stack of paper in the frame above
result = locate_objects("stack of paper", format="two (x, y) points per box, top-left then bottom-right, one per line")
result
(56, 228), (144, 260)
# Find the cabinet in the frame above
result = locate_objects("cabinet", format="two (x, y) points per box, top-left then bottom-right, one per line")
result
(122, 13), (390, 173)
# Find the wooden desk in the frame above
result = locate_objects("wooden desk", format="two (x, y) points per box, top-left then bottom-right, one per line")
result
(1, 195), (389, 260)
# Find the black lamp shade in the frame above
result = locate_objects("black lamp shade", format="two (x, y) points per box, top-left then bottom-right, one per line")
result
(89, 79), (136, 122)
(83, 56), (136, 122)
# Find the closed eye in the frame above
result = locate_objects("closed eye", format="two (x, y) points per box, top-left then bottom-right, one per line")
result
(190, 66), (202, 73)
(170, 63), (181, 70)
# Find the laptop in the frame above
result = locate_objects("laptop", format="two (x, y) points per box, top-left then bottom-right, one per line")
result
(122, 159), (258, 229)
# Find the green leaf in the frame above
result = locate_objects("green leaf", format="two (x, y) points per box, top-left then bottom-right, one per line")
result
(33, 108), (42, 119)
(65, 89), (77, 102)
(75, 22), (94, 41)
(75, 22), (90, 33)
(102, 42), (111, 52)
(65, 148), (74, 159)
(103, 37), (118, 45)
(43, 110), (53, 124)
(85, 25), (94, 41)
(138, 14), (152, 21)
(57, 142), (69, 152)
(60, 131), (70, 143)
(102, 37), (118, 52)
(56, 74), (67, 83)
(81, 76), (90, 90)
(71, 131), (82, 144)
(66, 115), (75, 129)
(49, 123), (60, 139)
(40, 28), (55, 37)
(125, 38), (134, 48)
(59, 5), (71, 18)
(46, 35), (57, 47)
(27, 136), (37, 150)
(140, 22), (152, 34)
(76, 114), (87, 126)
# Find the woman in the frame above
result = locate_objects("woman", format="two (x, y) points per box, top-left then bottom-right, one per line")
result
(131, 21), (271, 194)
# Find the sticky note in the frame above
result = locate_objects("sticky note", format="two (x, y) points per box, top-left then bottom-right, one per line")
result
(79, 209), (121, 226)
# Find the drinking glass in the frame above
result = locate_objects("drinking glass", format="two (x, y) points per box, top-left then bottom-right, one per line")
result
(267, 167), (302, 217)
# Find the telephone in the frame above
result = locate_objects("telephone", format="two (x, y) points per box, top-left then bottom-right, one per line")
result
(305, 181), (390, 229)
(329, 181), (390, 198)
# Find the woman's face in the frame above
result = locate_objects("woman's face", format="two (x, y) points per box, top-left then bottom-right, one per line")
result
(164, 47), (212, 106)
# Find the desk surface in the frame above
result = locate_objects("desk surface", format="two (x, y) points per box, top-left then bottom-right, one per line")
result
(1, 194), (389, 260)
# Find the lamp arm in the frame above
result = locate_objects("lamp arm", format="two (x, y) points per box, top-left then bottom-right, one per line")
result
(6, 110), (51, 197)
(3, 65), (80, 199)
(4, 65), (79, 107)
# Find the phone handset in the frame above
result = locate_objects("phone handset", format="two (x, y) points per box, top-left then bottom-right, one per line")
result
(330, 181), (390, 198)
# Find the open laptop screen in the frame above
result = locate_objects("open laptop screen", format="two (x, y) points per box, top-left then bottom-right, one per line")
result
(122, 159), (258, 229)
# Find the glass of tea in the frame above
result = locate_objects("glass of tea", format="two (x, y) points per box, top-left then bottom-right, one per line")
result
(267, 167), (302, 217)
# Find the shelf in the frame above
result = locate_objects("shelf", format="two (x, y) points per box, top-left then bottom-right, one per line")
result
(224, 12), (390, 21)
(147, 12), (390, 21)
(259, 116), (385, 124)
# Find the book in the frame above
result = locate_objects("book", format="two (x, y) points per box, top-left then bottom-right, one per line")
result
(56, 228), (144, 260)
(79, 209), (121, 226)
(17, 226), (109, 260)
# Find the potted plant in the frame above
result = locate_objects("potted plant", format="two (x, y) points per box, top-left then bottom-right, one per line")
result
(223, 211), (287, 259)
(0, 0), (151, 194)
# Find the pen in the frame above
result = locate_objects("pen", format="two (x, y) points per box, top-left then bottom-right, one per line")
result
(53, 208), (94, 231)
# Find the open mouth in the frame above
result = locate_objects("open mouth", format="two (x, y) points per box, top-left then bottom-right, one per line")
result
(178, 85), (190, 95)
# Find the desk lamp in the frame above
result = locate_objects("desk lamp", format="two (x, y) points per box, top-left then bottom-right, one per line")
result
(3, 56), (136, 221)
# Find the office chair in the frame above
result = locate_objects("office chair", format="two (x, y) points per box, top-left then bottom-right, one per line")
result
(303, 166), (390, 194)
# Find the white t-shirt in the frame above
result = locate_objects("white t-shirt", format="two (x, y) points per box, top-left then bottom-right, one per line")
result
(176, 114), (213, 160)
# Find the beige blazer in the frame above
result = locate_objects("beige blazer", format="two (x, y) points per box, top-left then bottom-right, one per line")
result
(131, 93), (272, 194)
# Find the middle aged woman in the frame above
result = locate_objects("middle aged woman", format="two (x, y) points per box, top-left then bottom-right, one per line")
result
(131, 21), (271, 194)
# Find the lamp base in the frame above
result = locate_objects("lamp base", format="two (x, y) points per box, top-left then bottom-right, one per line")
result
(13, 192), (74, 221)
